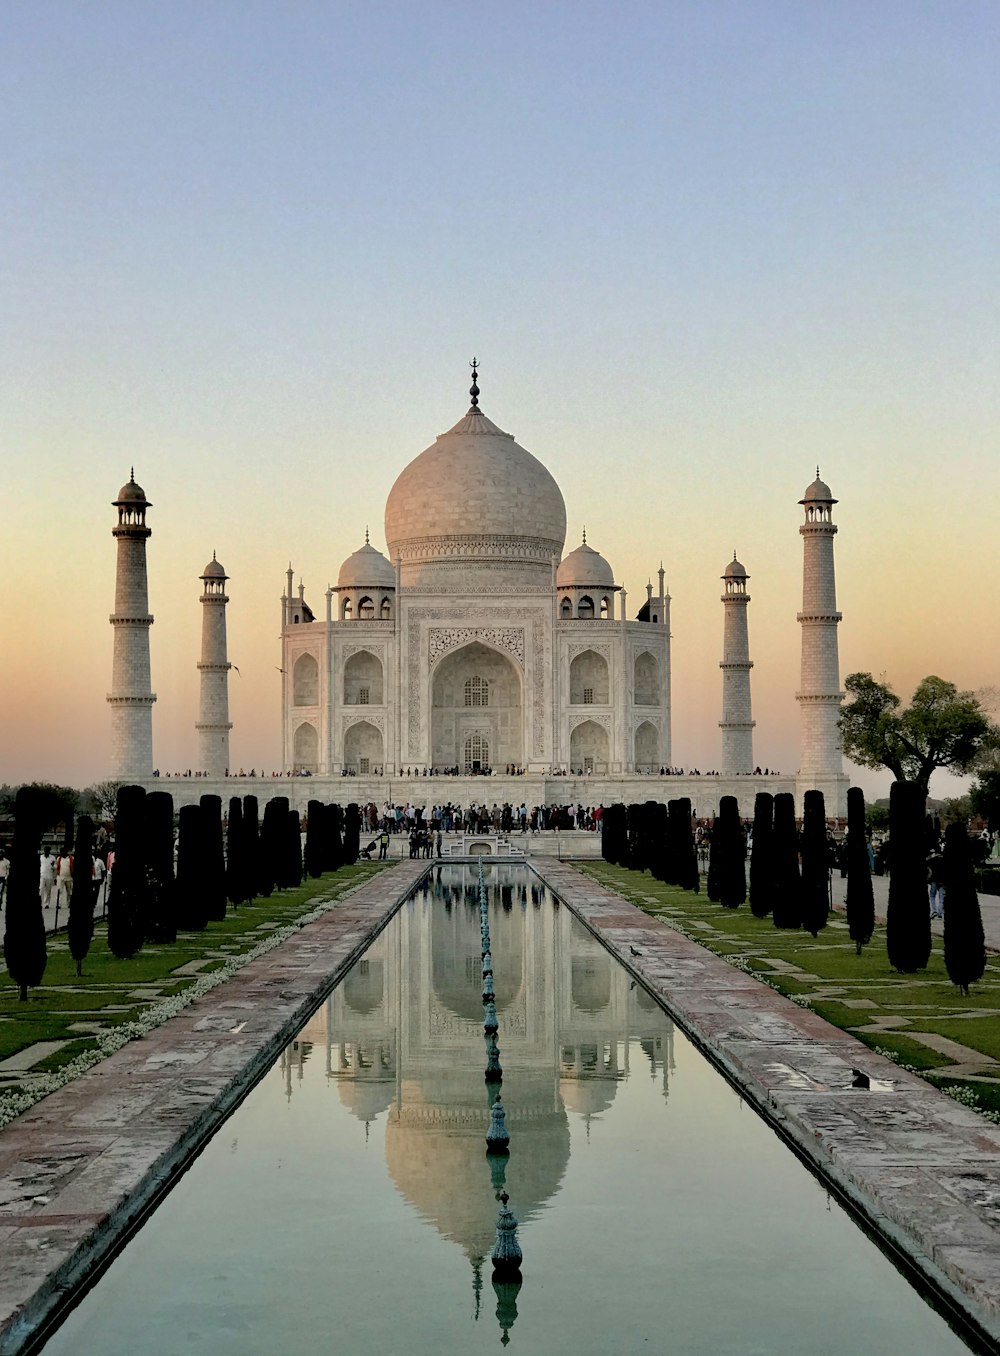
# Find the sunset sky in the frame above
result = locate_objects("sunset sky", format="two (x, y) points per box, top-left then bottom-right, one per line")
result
(2, 1), (997, 799)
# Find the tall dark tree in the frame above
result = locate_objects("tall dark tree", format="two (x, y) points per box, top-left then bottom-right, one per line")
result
(748, 792), (774, 919)
(800, 790), (830, 937)
(706, 819), (721, 903)
(242, 795), (261, 904)
(661, 800), (681, 885)
(305, 799), (325, 879)
(674, 799), (699, 893)
(942, 822), (986, 996)
(145, 791), (177, 943)
(716, 796), (746, 909)
(601, 804), (628, 867)
(3, 786), (48, 1000)
(175, 803), (208, 931)
(771, 792), (802, 929)
(68, 814), (98, 976)
(226, 797), (246, 909)
(343, 803), (361, 866)
(107, 784), (147, 959)
(200, 795), (227, 922)
(259, 797), (288, 895)
(648, 803), (669, 882)
(845, 787), (875, 954)
(280, 810), (303, 888)
(886, 780), (932, 972)
(324, 802), (343, 873)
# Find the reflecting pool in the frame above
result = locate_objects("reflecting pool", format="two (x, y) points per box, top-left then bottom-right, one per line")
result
(43, 864), (973, 1355)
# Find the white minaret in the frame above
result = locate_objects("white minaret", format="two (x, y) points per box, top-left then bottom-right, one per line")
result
(196, 552), (232, 776)
(796, 470), (843, 781)
(108, 471), (155, 778)
(719, 552), (754, 773)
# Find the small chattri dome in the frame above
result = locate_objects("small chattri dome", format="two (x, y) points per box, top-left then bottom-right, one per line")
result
(557, 532), (615, 589)
(723, 552), (747, 580)
(115, 470), (149, 505)
(202, 552), (227, 579)
(338, 535), (395, 589)
(800, 468), (836, 504)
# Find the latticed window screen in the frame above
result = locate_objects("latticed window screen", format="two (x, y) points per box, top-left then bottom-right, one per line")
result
(359, 757), (370, 774)
(464, 675), (489, 707)
(583, 687), (594, 705)
(584, 757), (595, 773)
(358, 687), (370, 705)
(464, 733), (488, 771)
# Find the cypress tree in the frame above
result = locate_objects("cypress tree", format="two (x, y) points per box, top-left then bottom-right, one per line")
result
(601, 804), (628, 866)
(259, 797), (288, 895)
(942, 822), (985, 996)
(800, 790), (830, 937)
(324, 802), (343, 873)
(771, 792), (802, 929)
(175, 803), (208, 931)
(845, 787), (875, 954)
(68, 813), (98, 976)
(145, 791), (177, 943)
(226, 797), (245, 909)
(886, 780), (931, 972)
(717, 796), (746, 909)
(305, 799), (324, 878)
(3, 786), (48, 1000)
(662, 800), (680, 885)
(343, 803), (361, 865)
(706, 818), (721, 902)
(201, 795), (227, 922)
(242, 795), (260, 905)
(748, 792), (774, 919)
(280, 810), (303, 888)
(675, 798), (699, 893)
(107, 784), (147, 959)
(648, 803), (669, 881)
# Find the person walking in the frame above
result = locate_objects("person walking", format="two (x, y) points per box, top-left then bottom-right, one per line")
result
(55, 848), (74, 912)
(928, 845), (947, 919)
(39, 846), (56, 910)
(378, 829), (390, 860)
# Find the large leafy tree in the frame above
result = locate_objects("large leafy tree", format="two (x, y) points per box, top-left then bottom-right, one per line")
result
(839, 673), (1000, 795)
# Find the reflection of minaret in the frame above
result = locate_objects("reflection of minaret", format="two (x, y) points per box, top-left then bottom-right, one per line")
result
(719, 553), (754, 774)
(196, 553), (233, 776)
(108, 472), (155, 777)
(797, 472), (843, 781)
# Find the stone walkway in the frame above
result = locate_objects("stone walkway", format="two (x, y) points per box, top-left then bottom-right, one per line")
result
(536, 860), (1000, 1352)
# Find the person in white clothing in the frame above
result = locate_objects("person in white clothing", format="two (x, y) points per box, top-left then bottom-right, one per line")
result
(55, 850), (74, 910)
(0, 848), (9, 909)
(39, 847), (57, 909)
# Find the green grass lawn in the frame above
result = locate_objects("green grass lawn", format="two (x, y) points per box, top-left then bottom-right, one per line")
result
(579, 861), (1000, 1121)
(0, 863), (389, 1069)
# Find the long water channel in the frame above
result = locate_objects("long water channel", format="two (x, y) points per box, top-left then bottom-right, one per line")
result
(43, 864), (974, 1354)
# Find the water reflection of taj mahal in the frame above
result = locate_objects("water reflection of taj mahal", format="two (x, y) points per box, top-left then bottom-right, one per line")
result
(280, 864), (674, 1268)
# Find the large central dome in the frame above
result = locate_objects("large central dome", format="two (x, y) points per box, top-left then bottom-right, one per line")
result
(384, 402), (567, 589)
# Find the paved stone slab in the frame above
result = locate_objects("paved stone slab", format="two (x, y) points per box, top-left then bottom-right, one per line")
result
(0, 862), (425, 1356)
(535, 860), (1000, 1347)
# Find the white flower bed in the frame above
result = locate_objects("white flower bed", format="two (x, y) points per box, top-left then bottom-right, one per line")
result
(0, 876), (371, 1130)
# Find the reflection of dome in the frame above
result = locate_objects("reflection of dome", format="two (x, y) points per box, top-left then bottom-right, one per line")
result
(557, 536), (615, 589)
(338, 1074), (395, 1123)
(338, 539), (395, 589)
(385, 1073), (570, 1260)
(432, 905), (523, 1022)
(559, 1078), (616, 1117)
(384, 404), (567, 586)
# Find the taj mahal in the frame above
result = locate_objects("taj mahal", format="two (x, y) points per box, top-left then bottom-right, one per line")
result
(107, 363), (849, 817)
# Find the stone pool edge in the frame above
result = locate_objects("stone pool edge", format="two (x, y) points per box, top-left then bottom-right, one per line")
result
(535, 860), (1000, 1354)
(0, 860), (429, 1356)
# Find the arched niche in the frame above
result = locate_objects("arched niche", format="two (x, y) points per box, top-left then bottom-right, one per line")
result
(569, 649), (609, 705)
(293, 721), (318, 771)
(343, 720), (384, 773)
(560, 597), (572, 618)
(431, 641), (522, 771)
(344, 650), (384, 705)
(358, 596), (375, 619)
(577, 595), (595, 619)
(635, 720), (659, 770)
(634, 651), (659, 705)
(569, 719), (609, 773)
(293, 653), (319, 706)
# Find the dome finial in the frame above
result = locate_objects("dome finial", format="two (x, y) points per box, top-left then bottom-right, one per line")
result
(365, 524), (370, 545)
(469, 357), (480, 408)
(130, 467), (135, 483)
(816, 464), (820, 479)
(582, 525), (587, 545)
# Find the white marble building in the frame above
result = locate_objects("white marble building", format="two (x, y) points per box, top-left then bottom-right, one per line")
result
(281, 372), (672, 779)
